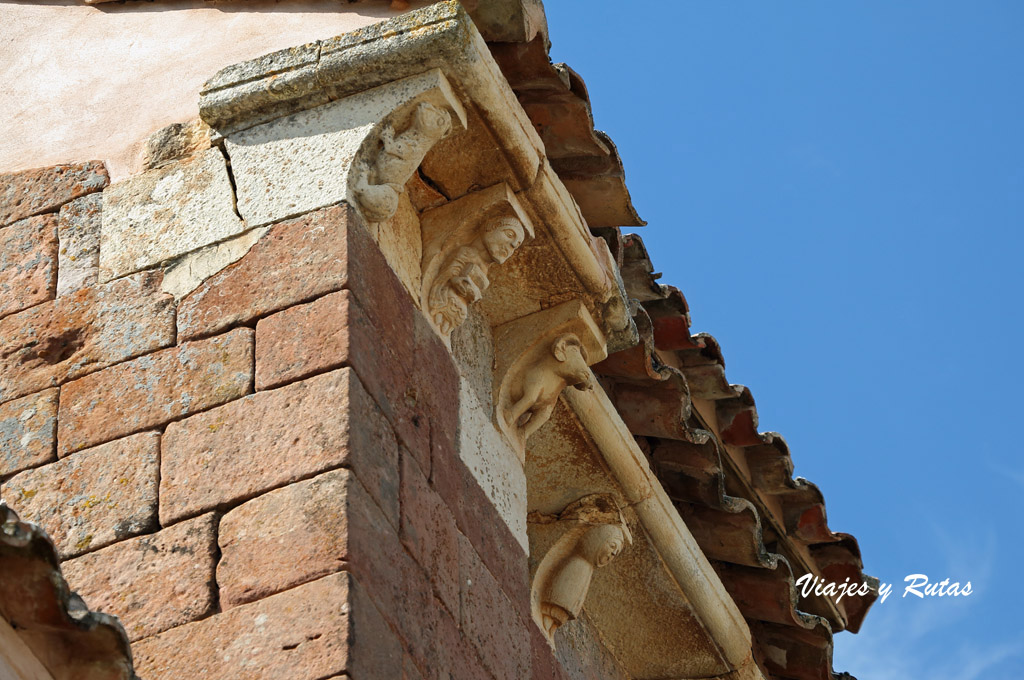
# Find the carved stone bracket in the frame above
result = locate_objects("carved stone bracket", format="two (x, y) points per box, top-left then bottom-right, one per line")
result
(493, 300), (607, 456)
(529, 494), (632, 646)
(420, 183), (535, 339)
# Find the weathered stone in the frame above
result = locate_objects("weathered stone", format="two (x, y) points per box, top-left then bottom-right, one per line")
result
(177, 206), (355, 341)
(132, 572), (402, 680)
(458, 375), (529, 550)
(459, 532), (531, 680)
(1, 432), (159, 558)
(161, 225), (269, 300)
(0, 161), (108, 227)
(61, 514), (218, 641)
(224, 69), (465, 228)
(142, 118), (214, 170)
(99, 147), (244, 281)
(218, 468), (380, 608)
(58, 328), (254, 456)
(0, 214), (57, 319)
(0, 272), (176, 404)
(56, 193), (102, 296)
(399, 452), (459, 615)
(430, 426), (530, 619)
(160, 368), (398, 527)
(0, 388), (57, 477)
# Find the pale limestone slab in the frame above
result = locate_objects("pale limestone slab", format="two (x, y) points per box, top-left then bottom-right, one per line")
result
(458, 375), (528, 551)
(224, 69), (465, 228)
(161, 226), (269, 300)
(99, 148), (243, 281)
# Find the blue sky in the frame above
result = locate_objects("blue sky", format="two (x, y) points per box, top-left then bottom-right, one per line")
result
(544, 3), (1024, 677)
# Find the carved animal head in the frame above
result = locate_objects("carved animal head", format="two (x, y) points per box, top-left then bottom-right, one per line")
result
(482, 216), (526, 264)
(551, 334), (593, 391)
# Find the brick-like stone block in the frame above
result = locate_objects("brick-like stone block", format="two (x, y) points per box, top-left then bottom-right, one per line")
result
(0, 214), (58, 320)
(400, 451), (459, 616)
(57, 328), (254, 456)
(218, 468), (391, 609)
(0, 161), (108, 228)
(432, 432), (530, 609)
(132, 572), (402, 680)
(459, 532), (531, 680)
(160, 368), (398, 527)
(0, 272), (175, 404)
(0, 388), (57, 477)
(99, 148), (245, 281)
(61, 513), (218, 641)
(56, 193), (102, 297)
(1, 432), (159, 558)
(255, 289), (354, 391)
(177, 205), (357, 341)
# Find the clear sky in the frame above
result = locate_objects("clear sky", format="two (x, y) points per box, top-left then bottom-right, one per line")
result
(544, 3), (1024, 678)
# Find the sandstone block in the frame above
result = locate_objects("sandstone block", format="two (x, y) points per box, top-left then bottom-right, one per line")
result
(400, 452), (459, 615)
(218, 468), (383, 608)
(1, 432), (159, 558)
(177, 206), (356, 341)
(0, 272), (175, 404)
(56, 194), (102, 297)
(132, 572), (402, 680)
(160, 368), (398, 527)
(459, 532), (531, 680)
(57, 328), (254, 456)
(255, 290), (355, 391)
(0, 161), (108, 228)
(61, 514), (218, 641)
(0, 388), (57, 477)
(0, 214), (57, 320)
(99, 147), (244, 281)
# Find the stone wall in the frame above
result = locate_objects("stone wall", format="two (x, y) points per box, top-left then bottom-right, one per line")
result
(0, 160), (626, 679)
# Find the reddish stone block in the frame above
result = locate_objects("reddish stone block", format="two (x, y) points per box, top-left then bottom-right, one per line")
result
(1, 432), (159, 558)
(0, 271), (175, 405)
(57, 328), (254, 456)
(177, 205), (357, 341)
(0, 214), (57, 320)
(217, 468), (386, 609)
(0, 387), (57, 477)
(531, 623), (570, 680)
(255, 289), (354, 391)
(0, 161), (108, 228)
(132, 572), (402, 680)
(458, 532), (531, 680)
(160, 368), (398, 527)
(414, 311), (460, 468)
(431, 432), (530, 608)
(61, 513), (218, 641)
(400, 451), (459, 616)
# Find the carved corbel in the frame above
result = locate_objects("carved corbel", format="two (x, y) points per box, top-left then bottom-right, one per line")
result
(493, 300), (608, 456)
(347, 69), (468, 223)
(420, 183), (535, 339)
(530, 494), (633, 646)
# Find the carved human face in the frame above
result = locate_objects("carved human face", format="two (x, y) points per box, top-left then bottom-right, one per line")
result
(580, 524), (627, 568)
(483, 217), (526, 264)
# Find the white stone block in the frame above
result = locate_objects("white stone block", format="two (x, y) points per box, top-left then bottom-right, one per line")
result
(224, 69), (465, 228)
(99, 148), (243, 281)
(458, 375), (529, 551)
